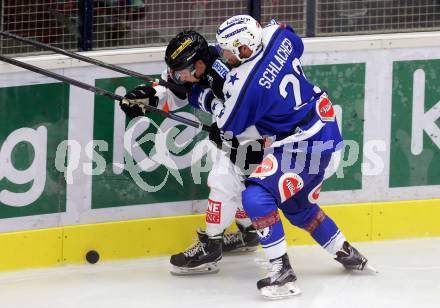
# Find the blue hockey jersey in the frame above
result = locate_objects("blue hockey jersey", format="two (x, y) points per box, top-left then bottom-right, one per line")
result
(212, 22), (343, 154)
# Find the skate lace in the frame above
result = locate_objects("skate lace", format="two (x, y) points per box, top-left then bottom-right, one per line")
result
(183, 237), (206, 257)
(223, 231), (244, 246)
(267, 258), (283, 278)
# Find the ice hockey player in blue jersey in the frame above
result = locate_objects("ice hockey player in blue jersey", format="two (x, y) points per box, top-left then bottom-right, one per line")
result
(213, 15), (376, 299)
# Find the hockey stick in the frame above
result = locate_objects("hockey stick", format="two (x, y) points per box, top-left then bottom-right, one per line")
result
(0, 31), (190, 96)
(0, 54), (210, 132)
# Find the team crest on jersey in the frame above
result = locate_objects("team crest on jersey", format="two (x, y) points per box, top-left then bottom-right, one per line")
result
(250, 154), (278, 178)
(308, 182), (323, 204)
(279, 173), (304, 202)
(316, 94), (335, 122)
(256, 226), (272, 241)
(206, 199), (222, 224)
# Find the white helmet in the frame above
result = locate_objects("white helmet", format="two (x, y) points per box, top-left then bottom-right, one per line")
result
(216, 15), (263, 62)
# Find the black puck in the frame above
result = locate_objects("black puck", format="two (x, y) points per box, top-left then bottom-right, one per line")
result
(86, 250), (100, 264)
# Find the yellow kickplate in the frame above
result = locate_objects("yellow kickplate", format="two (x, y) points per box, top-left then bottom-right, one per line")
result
(0, 228), (63, 271)
(0, 199), (439, 271)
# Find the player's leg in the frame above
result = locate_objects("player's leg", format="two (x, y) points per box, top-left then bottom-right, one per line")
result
(169, 151), (253, 275)
(282, 200), (373, 271)
(204, 152), (258, 252)
(242, 183), (301, 299)
(280, 152), (374, 272)
(223, 194), (259, 253)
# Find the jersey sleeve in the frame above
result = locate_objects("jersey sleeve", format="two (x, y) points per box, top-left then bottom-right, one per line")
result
(209, 59), (229, 100)
(213, 76), (259, 136)
(188, 84), (214, 113)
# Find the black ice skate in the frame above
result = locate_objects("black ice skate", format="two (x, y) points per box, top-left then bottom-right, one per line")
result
(222, 223), (259, 253)
(335, 241), (378, 273)
(169, 229), (222, 275)
(257, 253), (301, 299)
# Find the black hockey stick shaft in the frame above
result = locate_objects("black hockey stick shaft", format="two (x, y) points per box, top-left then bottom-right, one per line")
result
(0, 54), (210, 132)
(0, 31), (190, 96)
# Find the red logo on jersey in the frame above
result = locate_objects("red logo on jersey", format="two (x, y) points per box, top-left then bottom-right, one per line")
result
(250, 154), (278, 178)
(316, 95), (335, 122)
(206, 199), (222, 224)
(278, 173), (304, 202)
(308, 182), (323, 204)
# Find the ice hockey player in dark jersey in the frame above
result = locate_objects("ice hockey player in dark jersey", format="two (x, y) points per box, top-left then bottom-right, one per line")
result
(118, 31), (259, 275)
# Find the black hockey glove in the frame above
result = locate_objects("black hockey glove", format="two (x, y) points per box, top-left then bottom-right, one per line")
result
(209, 122), (265, 176)
(119, 85), (159, 119)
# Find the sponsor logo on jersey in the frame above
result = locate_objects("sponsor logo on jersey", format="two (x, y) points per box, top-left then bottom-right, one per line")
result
(279, 173), (304, 202)
(316, 94), (335, 122)
(170, 37), (193, 60)
(206, 199), (222, 224)
(250, 154), (278, 178)
(212, 59), (229, 79)
(308, 182), (322, 204)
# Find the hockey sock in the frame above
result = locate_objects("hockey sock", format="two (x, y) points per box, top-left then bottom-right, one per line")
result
(284, 204), (346, 255)
(234, 205), (253, 228)
(308, 211), (346, 254)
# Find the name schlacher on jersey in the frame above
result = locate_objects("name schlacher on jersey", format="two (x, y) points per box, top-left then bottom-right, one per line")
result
(258, 37), (294, 89)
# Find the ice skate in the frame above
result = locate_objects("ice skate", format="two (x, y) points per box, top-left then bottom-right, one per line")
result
(257, 253), (302, 299)
(223, 223), (259, 253)
(335, 241), (378, 273)
(170, 229), (223, 275)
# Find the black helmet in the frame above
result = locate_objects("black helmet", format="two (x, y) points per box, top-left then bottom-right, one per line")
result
(165, 30), (209, 71)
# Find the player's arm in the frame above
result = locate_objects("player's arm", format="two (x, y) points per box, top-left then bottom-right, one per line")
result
(119, 70), (191, 119)
(208, 88), (265, 174)
(188, 84), (215, 113)
(186, 56), (228, 113)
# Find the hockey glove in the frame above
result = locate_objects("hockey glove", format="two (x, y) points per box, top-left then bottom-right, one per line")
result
(119, 85), (159, 119)
(209, 122), (265, 176)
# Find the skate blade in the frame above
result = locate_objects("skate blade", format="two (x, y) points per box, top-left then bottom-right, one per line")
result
(260, 282), (302, 300)
(365, 263), (379, 274)
(170, 262), (219, 276)
(224, 246), (258, 254)
(345, 262), (379, 274)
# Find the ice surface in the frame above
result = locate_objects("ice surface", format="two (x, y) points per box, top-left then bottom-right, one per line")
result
(0, 238), (439, 308)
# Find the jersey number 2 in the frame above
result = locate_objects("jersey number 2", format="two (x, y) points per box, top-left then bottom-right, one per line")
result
(279, 58), (304, 109)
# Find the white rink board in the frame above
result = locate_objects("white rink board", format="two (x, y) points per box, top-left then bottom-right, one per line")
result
(0, 32), (439, 232)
